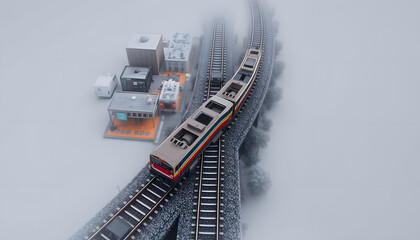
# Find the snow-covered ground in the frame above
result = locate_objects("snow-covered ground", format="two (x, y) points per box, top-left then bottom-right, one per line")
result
(1, 0), (419, 239)
(242, 1), (420, 240)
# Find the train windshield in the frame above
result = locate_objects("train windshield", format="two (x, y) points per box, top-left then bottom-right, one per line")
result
(150, 155), (173, 172)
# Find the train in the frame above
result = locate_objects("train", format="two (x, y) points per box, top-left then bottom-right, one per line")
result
(150, 48), (262, 183)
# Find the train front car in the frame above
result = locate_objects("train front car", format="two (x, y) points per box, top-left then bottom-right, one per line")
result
(216, 48), (262, 114)
(150, 96), (234, 183)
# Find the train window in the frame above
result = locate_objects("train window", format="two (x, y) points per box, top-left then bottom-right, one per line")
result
(223, 82), (242, 98)
(150, 155), (173, 171)
(205, 101), (226, 114)
(195, 113), (213, 126)
(244, 58), (256, 68)
(233, 71), (250, 81)
(234, 71), (252, 83)
(138, 81), (146, 88)
(150, 155), (160, 165)
(172, 128), (199, 147)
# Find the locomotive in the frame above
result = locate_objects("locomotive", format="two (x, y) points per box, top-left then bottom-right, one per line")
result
(150, 48), (262, 183)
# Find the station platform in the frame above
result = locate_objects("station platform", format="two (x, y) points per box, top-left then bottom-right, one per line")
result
(105, 116), (160, 140)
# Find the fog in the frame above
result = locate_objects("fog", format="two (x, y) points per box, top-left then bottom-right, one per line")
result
(242, 1), (420, 240)
(1, 0), (419, 239)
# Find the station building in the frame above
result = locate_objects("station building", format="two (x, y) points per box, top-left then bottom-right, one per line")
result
(126, 33), (165, 75)
(163, 33), (192, 73)
(108, 91), (159, 129)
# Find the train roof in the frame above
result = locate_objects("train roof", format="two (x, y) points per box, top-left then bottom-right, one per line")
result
(151, 96), (233, 167)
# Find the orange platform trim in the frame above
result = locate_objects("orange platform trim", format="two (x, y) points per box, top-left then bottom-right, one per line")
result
(105, 116), (160, 140)
(162, 72), (186, 86)
(175, 92), (182, 111)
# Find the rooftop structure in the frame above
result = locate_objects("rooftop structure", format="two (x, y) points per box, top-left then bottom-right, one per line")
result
(120, 66), (152, 92)
(163, 33), (193, 72)
(159, 79), (180, 112)
(126, 33), (165, 74)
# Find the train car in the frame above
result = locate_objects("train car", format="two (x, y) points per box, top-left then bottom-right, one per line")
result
(150, 96), (234, 183)
(149, 49), (261, 183)
(216, 48), (262, 112)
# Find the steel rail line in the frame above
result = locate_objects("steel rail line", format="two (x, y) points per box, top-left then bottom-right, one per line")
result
(192, 17), (226, 240)
(192, 1), (266, 239)
(87, 176), (175, 240)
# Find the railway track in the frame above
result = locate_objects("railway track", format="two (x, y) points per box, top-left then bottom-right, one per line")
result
(192, 1), (264, 238)
(86, 176), (175, 240)
(205, 18), (226, 100)
(249, 0), (264, 50)
(192, 17), (226, 240)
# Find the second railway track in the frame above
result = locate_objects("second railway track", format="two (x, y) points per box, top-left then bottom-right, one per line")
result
(87, 176), (175, 240)
(192, 17), (227, 240)
(192, 0), (265, 238)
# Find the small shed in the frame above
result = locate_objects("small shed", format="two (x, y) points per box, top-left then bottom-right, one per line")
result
(120, 66), (152, 92)
(159, 79), (180, 112)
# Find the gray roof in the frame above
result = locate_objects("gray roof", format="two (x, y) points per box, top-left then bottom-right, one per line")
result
(127, 33), (162, 50)
(121, 66), (150, 80)
(163, 33), (192, 61)
(108, 91), (159, 113)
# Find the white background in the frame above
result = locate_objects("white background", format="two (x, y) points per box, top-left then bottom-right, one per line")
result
(0, 0), (419, 239)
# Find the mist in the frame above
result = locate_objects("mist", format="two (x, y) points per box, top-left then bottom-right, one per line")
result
(1, 0), (420, 239)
